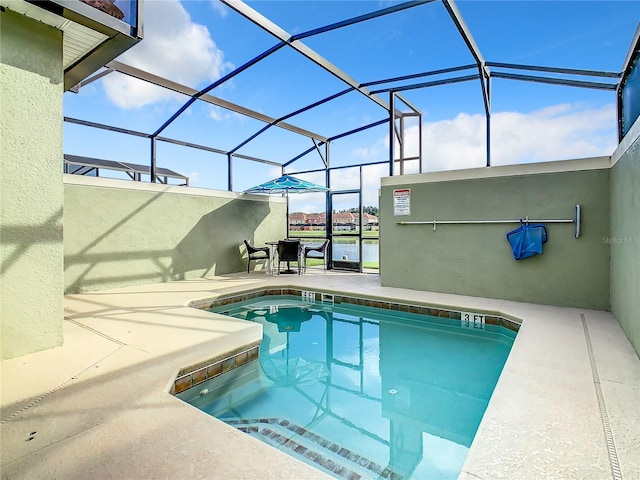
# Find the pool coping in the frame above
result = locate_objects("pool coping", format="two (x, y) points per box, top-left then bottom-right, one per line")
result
(2, 273), (638, 480)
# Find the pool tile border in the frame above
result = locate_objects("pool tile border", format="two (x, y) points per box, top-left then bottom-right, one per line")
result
(172, 341), (260, 395)
(189, 287), (521, 333)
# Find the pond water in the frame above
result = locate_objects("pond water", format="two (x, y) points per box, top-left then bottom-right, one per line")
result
(331, 238), (379, 264)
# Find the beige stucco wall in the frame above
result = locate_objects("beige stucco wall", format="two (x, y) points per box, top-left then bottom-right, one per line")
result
(0, 11), (64, 360)
(610, 120), (640, 355)
(380, 158), (611, 310)
(63, 176), (286, 294)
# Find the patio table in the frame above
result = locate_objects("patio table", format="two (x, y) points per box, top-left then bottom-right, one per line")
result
(266, 240), (314, 275)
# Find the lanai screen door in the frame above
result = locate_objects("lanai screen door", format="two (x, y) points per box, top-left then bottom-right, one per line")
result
(329, 191), (362, 271)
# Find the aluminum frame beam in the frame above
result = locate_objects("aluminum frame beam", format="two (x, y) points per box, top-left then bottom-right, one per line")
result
(221, 1), (435, 162)
(291, 0), (437, 41)
(617, 23), (640, 140)
(487, 62), (621, 79)
(441, 0), (490, 110)
(64, 116), (282, 167)
(492, 72), (618, 91)
(107, 60), (327, 142)
(70, 67), (114, 91)
(151, 42), (287, 138)
(282, 118), (389, 168)
(389, 92), (423, 175)
(65, 0), (631, 189)
(620, 22), (640, 81)
(361, 64), (476, 88)
(371, 74), (479, 94)
(394, 93), (421, 114)
(288, 159), (389, 178)
(65, 116), (149, 138)
(227, 87), (352, 155)
(441, 0), (491, 166)
(312, 139), (329, 168)
(221, 0), (397, 112)
(228, 63), (480, 156)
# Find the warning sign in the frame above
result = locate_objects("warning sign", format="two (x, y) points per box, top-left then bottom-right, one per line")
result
(393, 189), (411, 216)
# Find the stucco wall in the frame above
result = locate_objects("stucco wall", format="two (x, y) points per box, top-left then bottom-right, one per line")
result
(380, 159), (611, 310)
(63, 177), (286, 294)
(1, 11), (64, 360)
(610, 123), (640, 355)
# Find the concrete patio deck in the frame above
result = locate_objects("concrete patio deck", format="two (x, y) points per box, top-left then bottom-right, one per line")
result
(1, 271), (639, 479)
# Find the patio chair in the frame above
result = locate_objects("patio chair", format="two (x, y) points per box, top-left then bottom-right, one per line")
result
(303, 239), (329, 273)
(276, 240), (302, 275)
(244, 240), (270, 274)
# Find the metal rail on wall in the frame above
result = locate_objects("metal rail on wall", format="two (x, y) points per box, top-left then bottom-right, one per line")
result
(396, 204), (582, 238)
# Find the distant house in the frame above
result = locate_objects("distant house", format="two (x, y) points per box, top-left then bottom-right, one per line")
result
(289, 211), (378, 231)
(332, 212), (379, 231)
(289, 212), (306, 230)
(332, 212), (358, 231)
(362, 212), (379, 231)
(306, 213), (326, 228)
(288, 212), (326, 231)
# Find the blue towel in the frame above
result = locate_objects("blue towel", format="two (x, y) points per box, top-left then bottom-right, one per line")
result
(506, 222), (548, 260)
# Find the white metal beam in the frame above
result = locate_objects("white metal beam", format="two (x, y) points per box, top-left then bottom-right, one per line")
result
(221, 0), (391, 112)
(106, 60), (328, 142)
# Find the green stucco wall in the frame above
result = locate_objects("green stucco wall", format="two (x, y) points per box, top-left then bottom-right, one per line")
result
(63, 178), (286, 293)
(380, 166), (610, 310)
(610, 131), (640, 355)
(1, 11), (64, 360)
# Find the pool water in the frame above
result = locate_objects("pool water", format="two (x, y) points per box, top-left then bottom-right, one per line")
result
(181, 296), (515, 480)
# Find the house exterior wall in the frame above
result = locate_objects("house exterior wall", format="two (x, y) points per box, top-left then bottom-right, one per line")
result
(380, 158), (611, 311)
(610, 120), (640, 355)
(64, 176), (286, 293)
(1, 11), (64, 360)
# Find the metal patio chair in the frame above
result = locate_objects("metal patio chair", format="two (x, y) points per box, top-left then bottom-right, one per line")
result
(303, 239), (329, 273)
(244, 239), (270, 274)
(276, 239), (302, 275)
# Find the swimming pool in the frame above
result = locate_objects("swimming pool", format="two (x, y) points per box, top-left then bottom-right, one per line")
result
(180, 295), (516, 480)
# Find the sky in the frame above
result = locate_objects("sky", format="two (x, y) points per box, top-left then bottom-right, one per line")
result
(63, 0), (640, 213)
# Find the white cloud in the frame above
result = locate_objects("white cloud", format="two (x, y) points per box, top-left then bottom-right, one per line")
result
(353, 147), (373, 159)
(417, 103), (616, 171)
(187, 171), (200, 185)
(491, 103), (616, 165)
(288, 191), (326, 214)
(326, 163), (385, 207)
(210, 0), (228, 18)
(293, 201), (324, 214)
(208, 107), (222, 121)
(313, 102), (617, 210)
(103, 0), (231, 109)
(208, 105), (244, 123)
(352, 136), (387, 161)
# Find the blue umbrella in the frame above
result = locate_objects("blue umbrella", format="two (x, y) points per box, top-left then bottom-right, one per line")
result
(244, 174), (329, 272)
(244, 174), (328, 195)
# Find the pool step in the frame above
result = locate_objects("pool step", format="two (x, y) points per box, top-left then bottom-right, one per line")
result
(226, 417), (403, 480)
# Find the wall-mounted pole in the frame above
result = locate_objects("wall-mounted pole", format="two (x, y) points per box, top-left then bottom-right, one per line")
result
(397, 204), (582, 238)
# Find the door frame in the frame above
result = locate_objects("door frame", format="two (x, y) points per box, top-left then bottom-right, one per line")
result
(328, 189), (362, 272)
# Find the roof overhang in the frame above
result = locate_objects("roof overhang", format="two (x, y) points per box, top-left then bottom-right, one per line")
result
(1, 0), (143, 91)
